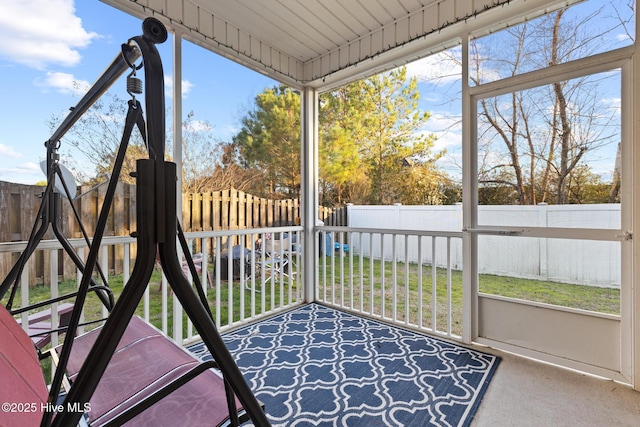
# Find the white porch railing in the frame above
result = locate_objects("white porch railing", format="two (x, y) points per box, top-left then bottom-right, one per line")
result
(0, 226), (303, 350)
(316, 226), (464, 339)
(1, 223), (463, 352)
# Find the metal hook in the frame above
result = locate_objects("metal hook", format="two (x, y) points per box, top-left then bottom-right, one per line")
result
(121, 43), (143, 70)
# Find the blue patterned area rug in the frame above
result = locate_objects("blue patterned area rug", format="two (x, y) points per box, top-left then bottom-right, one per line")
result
(188, 303), (500, 426)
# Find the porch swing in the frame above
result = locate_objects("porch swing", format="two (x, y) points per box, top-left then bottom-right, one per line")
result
(0, 18), (269, 427)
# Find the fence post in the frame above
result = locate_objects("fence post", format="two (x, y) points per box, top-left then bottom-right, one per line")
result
(267, 198), (273, 227)
(193, 192), (203, 231)
(212, 190), (221, 231)
(246, 193), (254, 229)
(538, 202), (548, 281)
(230, 190), (238, 245)
(23, 185), (40, 283)
(238, 190), (246, 230)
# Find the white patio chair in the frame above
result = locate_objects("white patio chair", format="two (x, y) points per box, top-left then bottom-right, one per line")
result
(246, 235), (297, 292)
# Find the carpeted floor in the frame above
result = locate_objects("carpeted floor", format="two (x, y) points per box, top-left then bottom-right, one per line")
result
(189, 303), (500, 426)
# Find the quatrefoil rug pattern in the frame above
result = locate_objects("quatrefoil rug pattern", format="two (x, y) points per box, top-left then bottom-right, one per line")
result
(189, 303), (500, 426)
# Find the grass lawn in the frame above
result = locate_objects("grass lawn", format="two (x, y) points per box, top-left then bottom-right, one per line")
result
(13, 268), (299, 334)
(5, 254), (619, 377)
(318, 255), (620, 336)
(6, 266), (299, 380)
(10, 256), (620, 338)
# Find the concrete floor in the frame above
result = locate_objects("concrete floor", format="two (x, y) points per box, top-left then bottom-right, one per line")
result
(471, 349), (640, 426)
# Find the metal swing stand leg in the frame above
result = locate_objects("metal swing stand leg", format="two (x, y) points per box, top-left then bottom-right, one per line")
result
(53, 163), (270, 427)
(0, 134), (114, 314)
(43, 17), (269, 427)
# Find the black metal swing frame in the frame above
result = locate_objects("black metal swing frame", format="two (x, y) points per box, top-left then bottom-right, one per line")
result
(0, 17), (269, 427)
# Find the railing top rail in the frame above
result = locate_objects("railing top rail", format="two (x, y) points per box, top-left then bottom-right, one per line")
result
(184, 225), (303, 240)
(317, 225), (463, 238)
(0, 235), (137, 253)
(0, 226), (306, 253)
(0, 225), (461, 254)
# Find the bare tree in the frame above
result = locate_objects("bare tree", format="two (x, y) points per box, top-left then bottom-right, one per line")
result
(471, 4), (626, 204)
(51, 94), (231, 192)
(50, 92), (147, 185)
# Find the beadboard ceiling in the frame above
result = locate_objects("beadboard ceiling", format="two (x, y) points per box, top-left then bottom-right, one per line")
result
(102, 0), (577, 90)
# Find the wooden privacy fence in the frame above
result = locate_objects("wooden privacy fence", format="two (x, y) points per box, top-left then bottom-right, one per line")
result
(0, 182), (345, 286)
(182, 189), (345, 230)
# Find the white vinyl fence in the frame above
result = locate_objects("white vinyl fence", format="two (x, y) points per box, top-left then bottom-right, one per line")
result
(347, 204), (621, 287)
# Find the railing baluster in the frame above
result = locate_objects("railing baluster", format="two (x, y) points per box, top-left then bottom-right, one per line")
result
(331, 232), (335, 305)
(298, 230), (302, 301)
(322, 231), (327, 303)
(417, 236), (423, 329)
(349, 231), (354, 311)
(270, 237), (275, 312)
(201, 238), (208, 297)
(288, 232), (292, 306)
(143, 283), (150, 322)
(141, 240), (149, 323)
(76, 247), (85, 335)
(239, 237), (245, 323)
(392, 232), (397, 322)
(369, 232), (374, 316)
(20, 260), (29, 330)
(260, 234), (266, 314)
(100, 247), (109, 320)
(227, 237), (233, 327)
(249, 234), (256, 318)
(358, 232), (363, 313)
(186, 238), (193, 340)
(278, 233), (282, 310)
(431, 236), (437, 333)
(50, 249), (59, 351)
(161, 271), (168, 334)
(447, 237), (452, 337)
(380, 232), (385, 320)
(123, 243), (130, 284)
(215, 236), (221, 328)
(339, 231), (345, 308)
(404, 235), (409, 326)
(172, 287), (183, 343)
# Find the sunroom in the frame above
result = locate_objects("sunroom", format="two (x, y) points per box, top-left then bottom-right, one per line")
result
(1, 0), (639, 426)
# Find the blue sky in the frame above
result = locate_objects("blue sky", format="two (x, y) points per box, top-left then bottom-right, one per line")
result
(0, 0), (632, 186)
(0, 0), (278, 185)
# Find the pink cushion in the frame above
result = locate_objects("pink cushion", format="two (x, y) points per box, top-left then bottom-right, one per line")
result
(60, 316), (242, 427)
(0, 304), (48, 425)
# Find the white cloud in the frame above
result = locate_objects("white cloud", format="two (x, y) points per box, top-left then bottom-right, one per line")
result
(0, 144), (22, 158)
(600, 97), (621, 116)
(437, 152), (462, 179)
(0, 162), (40, 176)
(184, 120), (212, 132)
(418, 111), (464, 178)
(0, 0), (97, 69)
(0, 162), (44, 185)
(432, 130), (462, 153)
(407, 51), (462, 85)
(182, 80), (194, 95)
(164, 76), (194, 98)
(426, 112), (462, 133)
(418, 111), (463, 153)
(223, 124), (238, 135)
(616, 33), (632, 42)
(34, 71), (90, 95)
